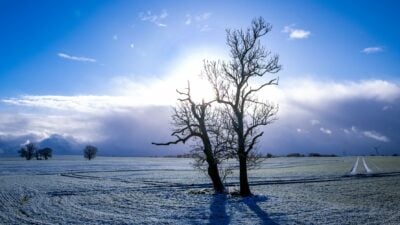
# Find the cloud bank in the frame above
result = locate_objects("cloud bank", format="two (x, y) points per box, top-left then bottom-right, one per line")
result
(1, 76), (399, 156)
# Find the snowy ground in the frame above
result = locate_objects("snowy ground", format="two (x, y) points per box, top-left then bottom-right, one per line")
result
(0, 156), (399, 224)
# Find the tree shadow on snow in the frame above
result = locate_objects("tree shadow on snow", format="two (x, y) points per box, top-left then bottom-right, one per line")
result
(209, 194), (230, 225)
(243, 195), (278, 225)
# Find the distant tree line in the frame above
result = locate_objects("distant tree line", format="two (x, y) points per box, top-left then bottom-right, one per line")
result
(18, 142), (99, 161)
(286, 153), (337, 157)
(18, 143), (52, 160)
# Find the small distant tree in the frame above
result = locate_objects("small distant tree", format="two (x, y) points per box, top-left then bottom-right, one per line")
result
(39, 147), (53, 160)
(18, 143), (36, 160)
(84, 145), (97, 160)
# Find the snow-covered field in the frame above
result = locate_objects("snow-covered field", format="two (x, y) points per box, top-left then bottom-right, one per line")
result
(0, 156), (399, 224)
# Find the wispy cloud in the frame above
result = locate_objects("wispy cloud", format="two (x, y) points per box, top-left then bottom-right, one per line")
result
(2, 95), (137, 113)
(139, 9), (168, 27)
(363, 130), (389, 142)
(282, 25), (311, 39)
(296, 128), (309, 134)
(57, 53), (96, 63)
(185, 12), (212, 25)
(320, 127), (332, 135)
(185, 12), (212, 32)
(310, 119), (320, 126)
(362, 46), (383, 54)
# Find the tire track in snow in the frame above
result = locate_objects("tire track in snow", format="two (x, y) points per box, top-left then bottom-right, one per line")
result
(362, 157), (372, 173)
(350, 157), (360, 175)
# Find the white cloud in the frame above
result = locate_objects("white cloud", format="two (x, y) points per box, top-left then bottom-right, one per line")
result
(282, 25), (311, 39)
(296, 128), (308, 134)
(351, 126), (357, 132)
(57, 53), (96, 63)
(320, 127), (332, 135)
(130, 43), (135, 49)
(2, 96), (138, 113)
(185, 12), (212, 25)
(382, 105), (392, 111)
(195, 12), (212, 21)
(310, 119), (320, 126)
(139, 9), (168, 27)
(5, 49), (227, 111)
(0, 112), (101, 142)
(344, 126), (358, 134)
(113, 34), (118, 40)
(362, 46), (383, 54)
(185, 12), (212, 32)
(363, 130), (389, 142)
(278, 79), (400, 110)
(185, 14), (192, 25)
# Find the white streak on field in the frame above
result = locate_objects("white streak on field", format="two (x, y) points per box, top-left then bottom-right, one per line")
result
(362, 157), (373, 173)
(350, 157), (360, 175)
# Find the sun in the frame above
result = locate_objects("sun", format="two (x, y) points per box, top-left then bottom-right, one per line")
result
(111, 48), (226, 106)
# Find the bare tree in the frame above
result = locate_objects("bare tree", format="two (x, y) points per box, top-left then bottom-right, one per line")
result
(152, 83), (231, 193)
(84, 145), (97, 160)
(204, 17), (281, 196)
(39, 147), (53, 160)
(18, 143), (36, 160)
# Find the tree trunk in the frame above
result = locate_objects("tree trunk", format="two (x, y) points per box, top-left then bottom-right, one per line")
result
(203, 137), (225, 193)
(239, 153), (252, 196)
(208, 163), (225, 193)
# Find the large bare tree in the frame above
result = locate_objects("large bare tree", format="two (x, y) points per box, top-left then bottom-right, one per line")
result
(152, 83), (232, 193)
(204, 17), (281, 196)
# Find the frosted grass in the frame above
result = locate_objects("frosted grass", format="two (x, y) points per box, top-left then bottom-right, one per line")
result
(0, 156), (399, 224)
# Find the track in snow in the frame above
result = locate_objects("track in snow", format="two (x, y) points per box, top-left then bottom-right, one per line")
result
(350, 157), (373, 175)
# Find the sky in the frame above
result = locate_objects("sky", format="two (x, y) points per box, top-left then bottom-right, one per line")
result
(0, 0), (399, 156)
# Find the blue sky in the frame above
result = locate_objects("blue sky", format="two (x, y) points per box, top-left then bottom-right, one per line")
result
(0, 0), (399, 156)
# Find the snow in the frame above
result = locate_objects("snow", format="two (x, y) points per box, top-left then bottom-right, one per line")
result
(0, 156), (399, 224)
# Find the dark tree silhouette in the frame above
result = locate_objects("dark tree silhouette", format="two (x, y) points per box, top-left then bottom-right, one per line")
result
(84, 145), (98, 160)
(153, 83), (232, 193)
(18, 147), (28, 159)
(18, 143), (37, 160)
(38, 147), (53, 160)
(204, 17), (281, 196)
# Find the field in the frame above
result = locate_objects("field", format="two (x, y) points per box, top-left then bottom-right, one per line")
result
(0, 156), (399, 224)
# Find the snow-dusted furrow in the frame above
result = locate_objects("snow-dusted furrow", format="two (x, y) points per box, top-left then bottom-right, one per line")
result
(1, 157), (399, 224)
(350, 157), (360, 175)
(362, 157), (373, 174)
